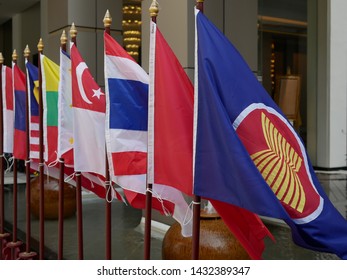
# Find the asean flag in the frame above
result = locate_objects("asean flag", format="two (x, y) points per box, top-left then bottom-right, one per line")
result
(12, 63), (27, 160)
(71, 42), (105, 177)
(1, 65), (14, 153)
(194, 8), (347, 259)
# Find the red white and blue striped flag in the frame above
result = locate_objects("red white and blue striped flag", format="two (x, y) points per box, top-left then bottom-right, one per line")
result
(104, 32), (192, 236)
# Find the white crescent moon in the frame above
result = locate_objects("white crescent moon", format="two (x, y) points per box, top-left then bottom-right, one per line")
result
(76, 62), (92, 104)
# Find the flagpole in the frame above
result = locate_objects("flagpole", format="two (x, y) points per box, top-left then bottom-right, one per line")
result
(144, 1), (160, 260)
(18, 46), (37, 260)
(37, 38), (45, 260)
(0, 52), (10, 259)
(58, 31), (67, 260)
(70, 23), (84, 260)
(192, 0), (204, 260)
(0, 53), (5, 258)
(103, 10), (112, 260)
(6, 50), (23, 259)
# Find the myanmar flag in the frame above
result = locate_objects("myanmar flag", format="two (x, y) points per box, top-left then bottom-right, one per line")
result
(40, 54), (59, 164)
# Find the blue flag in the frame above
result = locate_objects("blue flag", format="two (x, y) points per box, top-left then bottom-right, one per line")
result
(194, 8), (347, 259)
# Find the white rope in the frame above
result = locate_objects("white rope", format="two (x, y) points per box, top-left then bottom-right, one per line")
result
(146, 187), (171, 217)
(64, 172), (76, 183)
(105, 181), (113, 203)
(192, 200), (201, 205)
(112, 183), (128, 205)
(183, 200), (195, 226)
(47, 158), (59, 168)
(4, 156), (14, 174)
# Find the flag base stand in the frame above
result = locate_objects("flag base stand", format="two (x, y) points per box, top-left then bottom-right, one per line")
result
(18, 251), (37, 260)
(3, 240), (22, 260)
(29, 175), (76, 219)
(0, 232), (10, 259)
(162, 210), (250, 260)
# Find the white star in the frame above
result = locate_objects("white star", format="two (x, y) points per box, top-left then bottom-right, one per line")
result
(92, 88), (104, 99)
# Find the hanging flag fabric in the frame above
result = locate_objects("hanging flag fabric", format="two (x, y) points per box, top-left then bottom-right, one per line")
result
(25, 61), (40, 161)
(71, 42), (105, 177)
(57, 49), (74, 166)
(149, 20), (270, 258)
(104, 31), (192, 236)
(59, 46), (118, 200)
(194, 8), (347, 259)
(148, 21), (194, 195)
(12, 63), (27, 160)
(40, 54), (59, 164)
(1, 65), (14, 153)
(30, 161), (107, 199)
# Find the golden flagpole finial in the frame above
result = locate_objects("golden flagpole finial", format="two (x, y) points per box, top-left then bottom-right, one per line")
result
(24, 45), (31, 58)
(196, 0), (204, 12)
(70, 22), (77, 39)
(60, 30), (68, 45)
(37, 38), (44, 52)
(0, 52), (4, 64)
(12, 49), (18, 61)
(149, 0), (159, 17)
(103, 10), (112, 28)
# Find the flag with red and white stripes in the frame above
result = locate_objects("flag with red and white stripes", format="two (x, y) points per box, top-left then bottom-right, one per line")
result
(25, 60), (40, 161)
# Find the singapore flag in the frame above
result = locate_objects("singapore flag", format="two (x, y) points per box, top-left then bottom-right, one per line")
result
(71, 42), (106, 177)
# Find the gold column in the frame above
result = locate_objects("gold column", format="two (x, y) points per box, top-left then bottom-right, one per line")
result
(123, 0), (142, 62)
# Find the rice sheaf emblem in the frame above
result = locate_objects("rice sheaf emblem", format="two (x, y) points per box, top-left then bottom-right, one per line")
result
(235, 107), (322, 222)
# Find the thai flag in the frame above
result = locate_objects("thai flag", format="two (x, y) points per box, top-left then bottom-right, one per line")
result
(104, 32), (192, 236)
(12, 63), (27, 160)
(25, 61), (40, 161)
(1, 65), (14, 153)
(194, 8), (347, 259)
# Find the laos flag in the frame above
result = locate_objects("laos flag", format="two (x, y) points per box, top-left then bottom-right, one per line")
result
(12, 63), (27, 160)
(194, 8), (347, 259)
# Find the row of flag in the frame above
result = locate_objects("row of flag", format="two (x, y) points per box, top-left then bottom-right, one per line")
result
(1, 5), (347, 260)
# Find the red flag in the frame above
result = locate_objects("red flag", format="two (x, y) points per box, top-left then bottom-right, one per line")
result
(148, 23), (194, 196)
(149, 21), (273, 258)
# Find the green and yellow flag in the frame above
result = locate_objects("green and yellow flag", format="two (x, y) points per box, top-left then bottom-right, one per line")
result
(40, 54), (60, 164)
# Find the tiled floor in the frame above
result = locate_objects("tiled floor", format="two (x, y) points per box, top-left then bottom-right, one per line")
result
(2, 170), (347, 260)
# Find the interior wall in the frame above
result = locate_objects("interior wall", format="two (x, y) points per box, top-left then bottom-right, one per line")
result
(41, 0), (123, 86)
(0, 20), (12, 66)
